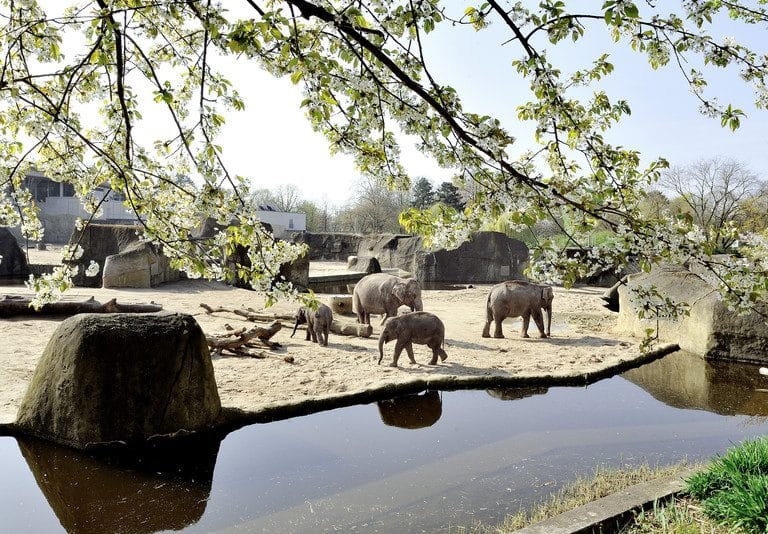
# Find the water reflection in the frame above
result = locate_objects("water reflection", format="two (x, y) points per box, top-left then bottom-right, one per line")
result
(7, 351), (768, 533)
(486, 387), (548, 401)
(17, 434), (221, 533)
(623, 351), (768, 417)
(377, 390), (442, 429)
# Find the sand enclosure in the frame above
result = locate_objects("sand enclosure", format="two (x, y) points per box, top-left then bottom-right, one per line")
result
(0, 259), (676, 426)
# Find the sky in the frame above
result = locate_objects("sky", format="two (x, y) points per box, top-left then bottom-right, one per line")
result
(209, 3), (768, 208)
(34, 1), (767, 208)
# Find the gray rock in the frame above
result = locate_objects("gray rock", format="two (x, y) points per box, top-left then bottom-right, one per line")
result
(15, 312), (221, 449)
(63, 223), (143, 287)
(103, 241), (180, 288)
(617, 265), (768, 363)
(0, 227), (29, 281)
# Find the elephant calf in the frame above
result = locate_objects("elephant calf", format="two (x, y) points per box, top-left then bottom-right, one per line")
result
(378, 311), (448, 367)
(482, 281), (554, 339)
(291, 303), (333, 346)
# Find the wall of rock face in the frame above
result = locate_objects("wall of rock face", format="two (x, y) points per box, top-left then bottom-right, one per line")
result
(0, 227), (29, 281)
(64, 224), (179, 288)
(617, 264), (768, 363)
(300, 231), (529, 283)
(293, 232), (365, 261)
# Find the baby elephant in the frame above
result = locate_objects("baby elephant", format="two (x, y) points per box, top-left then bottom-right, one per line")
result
(291, 303), (333, 346)
(378, 311), (448, 367)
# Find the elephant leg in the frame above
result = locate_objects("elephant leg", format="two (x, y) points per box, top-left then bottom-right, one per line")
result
(309, 324), (318, 343)
(321, 326), (329, 346)
(427, 342), (439, 365)
(493, 311), (505, 338)
(405, 342), (416, 364)
(391, 338), (407, 367)
(438, 345), (448, 362)
(520, 312), (531, 338)
(531, 308), (547, 338)
(305, 326), (312, 341)
(481, 316), (492, 338)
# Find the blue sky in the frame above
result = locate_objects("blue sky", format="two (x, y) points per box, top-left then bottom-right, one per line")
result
(202, 4), (768, 206)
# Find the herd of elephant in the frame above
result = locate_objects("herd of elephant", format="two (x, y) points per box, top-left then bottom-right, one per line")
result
(291, 272), (555, 367)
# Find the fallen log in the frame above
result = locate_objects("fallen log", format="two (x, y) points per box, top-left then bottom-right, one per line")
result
(206, 321), (282, 354)
(199, 303), (295, 322)
(0, 295), (163, 317)
(330, 319), (373, 338)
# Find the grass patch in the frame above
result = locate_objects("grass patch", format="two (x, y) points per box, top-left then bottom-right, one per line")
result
(453, 463), (692, 533)
(625, 496), (729, 533)
(681, 437), (768, 533)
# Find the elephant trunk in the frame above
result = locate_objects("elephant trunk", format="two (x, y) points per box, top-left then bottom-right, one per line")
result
(378, 333), (386, 364)
(412, 295), (423, 312)
(545, 304), (552, 337)
(291, 319), (300, 338)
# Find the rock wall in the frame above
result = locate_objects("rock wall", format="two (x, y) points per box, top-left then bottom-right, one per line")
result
(617, 264), (768, 363)
(297, 231), (530, 282)
(293, 232), (365, 261)
(64, 224), (179, 288)
(0, 227), (29, 281)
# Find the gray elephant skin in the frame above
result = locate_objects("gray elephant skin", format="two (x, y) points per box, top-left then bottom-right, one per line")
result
(353, 273), (423, 325)
(378, 311), (448, 367)
(291, 303), (333, 346)
(482, 281), (554, 339)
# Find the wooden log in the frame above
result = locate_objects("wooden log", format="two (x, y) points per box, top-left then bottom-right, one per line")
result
(0, 295), (162, 317)
(199, 303), (294, 322)
(330, 319), (373, 338)
(206, 321), (282, 352)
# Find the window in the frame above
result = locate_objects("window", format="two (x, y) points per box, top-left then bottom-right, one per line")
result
(62, 183), (75, 197)
(289, 218), (294, 229)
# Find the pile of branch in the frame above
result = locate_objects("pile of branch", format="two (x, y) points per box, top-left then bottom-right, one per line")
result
(0, 295), (162, 317)
(205, 321), (286, 359)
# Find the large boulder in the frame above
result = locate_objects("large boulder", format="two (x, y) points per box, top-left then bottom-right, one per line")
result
(0, 227), (29, 281)
(102, 241), (180, 288)
(617, 265), (768, 363)
(65, 223), (180, 288)
(15, 312), (221, 449)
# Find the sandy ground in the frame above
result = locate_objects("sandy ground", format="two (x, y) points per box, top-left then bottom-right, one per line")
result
(0, 252), (673, 426)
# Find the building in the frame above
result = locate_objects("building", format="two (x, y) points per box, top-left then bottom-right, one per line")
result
(17, 169), (138, 244)
(256, 204), (306, 237)
(10, 170), (306, 243)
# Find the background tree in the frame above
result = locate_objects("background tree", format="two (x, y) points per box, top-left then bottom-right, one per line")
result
(660, 158), (763, 249)
(0, 2), (767, 317)
(411, 177), (436, 209)
(435, 182), (465, 211)
(738, 182), (768, 235)
(336, 177), (410, 233)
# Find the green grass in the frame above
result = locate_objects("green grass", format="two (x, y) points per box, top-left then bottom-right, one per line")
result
(625, 497), (729, 533)
(682, 437), (768, 533)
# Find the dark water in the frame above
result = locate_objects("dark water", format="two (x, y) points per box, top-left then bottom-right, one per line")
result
(4, 351), (768, 533)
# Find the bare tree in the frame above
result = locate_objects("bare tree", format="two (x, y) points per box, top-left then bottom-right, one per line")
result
(336, 177), (410, 233)
(660, 158), (764, 249)
(271, 184), (303, 213)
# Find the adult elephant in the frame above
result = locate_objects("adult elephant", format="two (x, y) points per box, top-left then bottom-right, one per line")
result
(353, 273), (423, 325)
(481, 281), (554, 339)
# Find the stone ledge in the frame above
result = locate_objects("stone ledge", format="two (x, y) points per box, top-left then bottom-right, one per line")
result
(514, 466), (700, 534)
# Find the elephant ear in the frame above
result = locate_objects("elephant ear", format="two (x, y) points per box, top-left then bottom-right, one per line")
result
(542, 287), (554, 303)
(392, 282), (406, 302)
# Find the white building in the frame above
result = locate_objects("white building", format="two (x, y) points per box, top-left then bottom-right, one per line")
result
(255, 204), (306, 237)
(19, 169), (138, 243)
